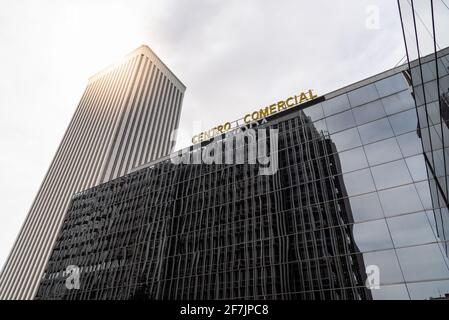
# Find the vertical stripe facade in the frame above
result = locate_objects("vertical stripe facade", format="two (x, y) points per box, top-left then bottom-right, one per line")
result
(0, 45), (185, 300)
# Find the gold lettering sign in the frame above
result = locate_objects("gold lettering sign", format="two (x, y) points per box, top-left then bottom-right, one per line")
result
(192, 89), (318, 144)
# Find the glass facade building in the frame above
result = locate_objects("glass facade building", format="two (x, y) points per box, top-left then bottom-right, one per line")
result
(399, 0), (449, 260)
(36, 47), (449, 300)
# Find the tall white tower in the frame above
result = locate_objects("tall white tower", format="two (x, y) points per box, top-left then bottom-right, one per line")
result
(0, 45), (186, 299)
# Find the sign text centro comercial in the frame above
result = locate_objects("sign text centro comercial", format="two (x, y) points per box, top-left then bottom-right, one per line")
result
(192, 89), (318, 144)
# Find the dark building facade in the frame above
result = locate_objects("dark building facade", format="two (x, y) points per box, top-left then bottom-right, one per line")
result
(36, 47), (449, 300)
(35, 109), (371, 300)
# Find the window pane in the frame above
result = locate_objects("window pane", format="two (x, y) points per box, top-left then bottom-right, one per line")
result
(353, 219), (394, 252)
(375, 74), (408, 97)
(408, 280), (449, 300)
(371, 160), (413, 189)
(325, 110), (356, 134)
(364, 137), (403, 166)
(378, 184), (424, 217)
(396, 131), (423, 157)
(362, 250), (405, 284)
(303, 103), (324, 121)
(381, 90), (415, 115)
(352, 100), (386, 125)
(342, 169), (376, 196)
(389, 109), (418, 135)
(371, 284), (410, 300)
(424, 80), (440, 103)
(387, 212), (437, 247)
(358, 118), (394, 144)
(311, 119), (327, 133)
(405, 155), (428, 182)
(415, 180), (435, 210)
(322, 94), (351, 117)
(338, 147), (368, 173)
(349, 193), (384, 223)
(426, 101), (441, 125)
(348, 84), (380, 107)
(397, 243), (449, 282)
(330, 128), (362, 152)
(421, 61), (437, 82)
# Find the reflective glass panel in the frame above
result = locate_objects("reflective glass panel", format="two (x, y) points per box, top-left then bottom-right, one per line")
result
(338, 147), (368, 173)
(362, 250), (405, 284)
(389, 109), (418, 135)
(348, 193), (384, 223)
(352, 100), (386, 125)
(375, 73), (409, 97)
(330, 128), (362, 152)
(397, 243), (449, 282)
(364, 138), (403, 166)
(353, 219), (394, 252)
(371, 284), (410, 300)
(358, 118), (394, 144)
(322, 94), (351, 117)
(348, 84), (380, 107)
(378, 184), (424, 217)
(415, 180), (433, 210)
(387, 212), (437, 247)
(405, 155), (428, 182)
(371, 160), (413, 189)
(303, 103), (324, 121)
(381, 90), (415, 115)
(408, 280), (449, 300)
(396, 131), (423, 157)
(325, 110), (356, 134)
(342, 169), (376, 196)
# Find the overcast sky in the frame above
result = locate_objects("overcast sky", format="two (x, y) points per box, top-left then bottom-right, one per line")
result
(0, 0), (406, 270)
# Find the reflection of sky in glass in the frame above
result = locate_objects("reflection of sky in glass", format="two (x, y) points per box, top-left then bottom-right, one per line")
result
(364, 138), (403, 166)
(348, 193), (384, 222)
(342, 169), (375, 196)
(371, 159), (413, 189)
(408, 280), (449, 300)
(387, 212), (436, 247)
(397, 244), (449, 282)
(338, 147), (368, 173)
(358, 118), (394, 144)
(362, 250), (404, 284)
(370, 284), (409, 300)
(352, 220), (393, 252)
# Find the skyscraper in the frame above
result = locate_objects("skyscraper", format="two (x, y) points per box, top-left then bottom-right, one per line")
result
(0, 45), (186, 300)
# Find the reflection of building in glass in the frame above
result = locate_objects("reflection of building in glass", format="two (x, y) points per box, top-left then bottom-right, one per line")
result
(440, 91), (449, 129)
(35, 109), (371, 300)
